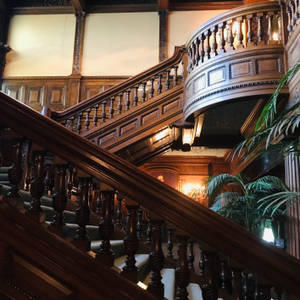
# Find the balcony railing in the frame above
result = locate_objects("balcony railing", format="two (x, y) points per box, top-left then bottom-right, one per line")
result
(184, 1), (287, 119)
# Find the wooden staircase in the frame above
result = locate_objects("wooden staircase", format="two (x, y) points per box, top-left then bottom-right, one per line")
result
(1, 85), (300, 299)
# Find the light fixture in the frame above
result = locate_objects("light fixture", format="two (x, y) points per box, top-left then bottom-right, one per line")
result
(193, 114), (205, 141)
(272, 32), (279, 41)
(262, 219), (275, 244)
(182, 183), (207, 202)
(182, 128), (193, 151)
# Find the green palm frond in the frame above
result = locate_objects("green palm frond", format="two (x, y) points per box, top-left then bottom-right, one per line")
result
(256, 62), (300, 131)
(247, 175), (288, 194)
(207, 174), (246, 201)
(258, 191), (300, 216)
(210, 192), (241, 212)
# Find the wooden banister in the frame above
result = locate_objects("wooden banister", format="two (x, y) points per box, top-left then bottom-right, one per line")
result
(51, 45), (186, 122)
(1, 91), (300, 297)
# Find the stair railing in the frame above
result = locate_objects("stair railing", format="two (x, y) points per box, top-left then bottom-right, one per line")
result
(50, 46), (186, 136)
(1, 92), (300, 299)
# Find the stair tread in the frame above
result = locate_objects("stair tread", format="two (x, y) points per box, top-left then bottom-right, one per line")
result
(114, 254), (149, 270)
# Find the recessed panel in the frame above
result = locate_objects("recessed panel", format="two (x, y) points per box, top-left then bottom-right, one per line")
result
(119, 119), (139, 137)
(98, 130), (117, 146)
(208, 67), (226, 86)
(193, 74), (206, 93)
(141, 109), (160, 126)
(162, 97), (182, 115)
(230, 61), (252, 78)
(256, 58), (279, 74)
(28, 88), (41, 104)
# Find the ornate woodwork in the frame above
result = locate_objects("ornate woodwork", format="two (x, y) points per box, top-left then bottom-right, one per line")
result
(184, 1), (288, 120)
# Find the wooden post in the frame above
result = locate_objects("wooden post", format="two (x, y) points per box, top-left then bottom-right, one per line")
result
(159, 10), (168, 62)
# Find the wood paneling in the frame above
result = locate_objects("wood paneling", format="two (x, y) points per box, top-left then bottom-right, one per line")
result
(1, 76), (127, 111)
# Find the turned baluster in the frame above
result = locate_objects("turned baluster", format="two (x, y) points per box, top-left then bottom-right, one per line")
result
(194, 38), (200, 65)
(204, 30), (211, 60)
(173, 66), (178, 86)
(218, 23), (226, 54)
(44, 163), (53, 196)
(28, 151), (46, 223)
(241, 271), (249, 300)
(136, 207), (143, 238)
(117, 93), (123, 114)
(124, 90), (131, 110)
(109, 96), (115, 119)
(95, 183), (101, 215)
(188, 240), (195, 271)
(201, 251), (218, 299)
(132, 86), (139, 106)
(147, 219), (165, 299)
(141, 82), (147, 102)
(100, 101), (107, 122)
(226, 21), (235, 50)
(50, 164), (67, 235)
(290, 1), (296, 26)
(122, 205), (139, 282)
(85, 108), (91, 131)
(277, 13), (282, 43)
(76, 112), (83, 134)
(70, 116), (76, 131)
(267, 12), (273, 44)
(199, 33), (205, 63)
(255, 279), (271, 300)
(286, 6), (292, 34)
(115, 191), (123, 227)
(93, 104), (99, 126)
(96, 190), (114, 266)
(192, 42), (196, 66)
(175, 235), (190, 300)
(165, 69), (170, 91)
(146, 216), (152, 244)
(22, 139), (32, 191)
(66, 118), (73, 129)
(211, 26), (218, 57)
(67, 165), (74, 201)
(218, 259), (231, 299)
(246, 15), (253, 45)
(237, 17), (244, 48)
(7, 140), (23, 202)
(181, 60), (185, 81)
(73, 177), (90, 251)
(257, 13), (264, 45)
(157, 74), (163, 94)
(187, 47), (192, 72)
(231, 268), (243, 299)
(167, 228), (174, 259)
(149, 78), (155, 98)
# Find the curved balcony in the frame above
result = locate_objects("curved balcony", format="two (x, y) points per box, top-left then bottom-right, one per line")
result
(184, 1), (286, 120)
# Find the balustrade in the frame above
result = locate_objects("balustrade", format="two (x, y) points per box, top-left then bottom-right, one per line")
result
(286, 0), (300, 37)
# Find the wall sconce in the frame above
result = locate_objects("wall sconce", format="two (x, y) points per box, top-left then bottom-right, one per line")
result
(182, 128), (193, 151)
(193, 114), (205, 141)
(272, 32), (279, 41)
(182, 183), (207, 202)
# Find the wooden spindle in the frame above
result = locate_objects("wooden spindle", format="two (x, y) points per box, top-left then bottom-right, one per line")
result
(167, 228), (174, 259)
(187, 47), (192, 72)
(85, 108), (91, 131)
(290, 1), (296, 26)
(132, 86), (138, 106)
(188, 240), (195, 271)
(237, 17), (244, 48)
(146, 216), (152, 244)
(165, 70), (170, 91)
(49, 164), (67, 236)
(93, 104), (99, 127)
(28, 151), (46, 223)
(76, 112), (83, 134)
(173, 66), (178, 86)
(286, 6), (292, 34)
(211, 26), (218, 56)
(96, 190), (114, 266)
(267, 12), (273, 44)
(43, 163), (52, 196)
(136, 207), (143, 238)
(218, 23), (226, 54)
(147, 219), (165, 299)
(122, 205), (139, 282)
(109, 96), (115, 119)
(73, 177), (90, 252)
(218, 259), (231, 299)
(200, 33), (205, 63)
(100, 101), (107, 123)
(22, 139), (32, 191)
(202, 251), (218, 299)
(246, 15), (253, 45)
(157, 74), (163, 94)
(175, 235), (190, 300)
(115, 191), (123, 227)
(277, 13), (282, 43)
(204, 30), (211, 60)
(241, 271), (249, 300)
(195, 38), (200, 65)
(141, 82), (147, 102)
(192, 42), (196, 66)
(117, 93), (123, 114)
(231, 268), (243, 299)
(257, 13), (264, 45)
(66, 118), (73, 129)
(7, 140), (23, 202)
(95, 183), (101, 215)
(149, 78), (154, 98)
(124, 90), (131, 110)
(226, 20), (235, 50)
(67, 165), (74, 201)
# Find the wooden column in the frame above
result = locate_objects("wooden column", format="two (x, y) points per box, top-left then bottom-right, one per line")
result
(68, 12), (86, 107)
(285, 153), (300, 258)
(159, 10), (168, 62)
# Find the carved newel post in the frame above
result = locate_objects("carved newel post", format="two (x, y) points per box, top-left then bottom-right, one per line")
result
(96, 190), (114, 266)
(49, 164), (68, 236)
(147, 219), (164, 299)
(28, 151), (46, 223)
(122, 205), (139, 282)
(73, 177), (90, 251)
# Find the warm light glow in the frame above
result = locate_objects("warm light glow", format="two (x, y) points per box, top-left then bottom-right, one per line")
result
(272, 32), (279, 41)
(182, 128), (193, 145)
(194, 114), (204, 139)
(262, 228), (275, 243)
(232, 21), (239, 36)
(154, 128), (169, 142)
(182, 183), (206, 203)
(137, 281), (147, 290)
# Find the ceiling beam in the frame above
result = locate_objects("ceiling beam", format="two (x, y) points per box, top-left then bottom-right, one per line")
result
(158, 0), (169, 11)
(169, 1), (243, 10)
(71, 0), (86, 14)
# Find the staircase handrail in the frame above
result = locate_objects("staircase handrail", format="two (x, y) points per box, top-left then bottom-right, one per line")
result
(1, 91), (300, 297)
(51, 46), (186, 122)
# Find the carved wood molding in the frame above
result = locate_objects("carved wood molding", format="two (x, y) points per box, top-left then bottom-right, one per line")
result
(1, 91), (300, 297)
